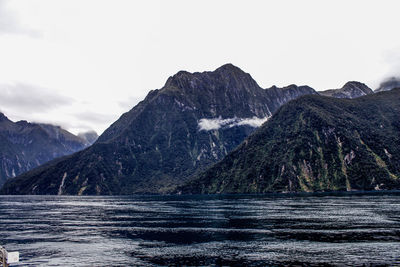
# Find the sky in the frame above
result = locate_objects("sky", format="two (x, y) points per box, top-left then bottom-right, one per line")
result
(0, 0), (399, 135)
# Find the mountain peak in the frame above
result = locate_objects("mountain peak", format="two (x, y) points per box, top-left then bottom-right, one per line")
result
(167, 63), (246, 80)
(343, 81), (364, 86)
(342, 81), (373, 94)
(319, 81), (373, 99)
(163, 63), (259, 93)
(214, 63), (244, 73)
(164, 70), (196, 89)
(0, 112), (9, 122)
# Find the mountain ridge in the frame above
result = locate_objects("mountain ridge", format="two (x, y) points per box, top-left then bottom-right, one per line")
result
(0, 112), (93, 187)
(1, 64), (318, 195)
(176, 89), (400, 194)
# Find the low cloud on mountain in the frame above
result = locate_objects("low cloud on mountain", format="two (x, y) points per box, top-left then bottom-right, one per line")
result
(198, 116), (269, 131)
(376, 76), (400, 92)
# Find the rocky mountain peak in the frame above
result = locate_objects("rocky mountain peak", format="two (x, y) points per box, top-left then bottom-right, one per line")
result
(319, 81), (373, 99)
(16, 120), (29, 126)
(214, 63), (246, 74)
(163, 64), (260, 93)
(282, 84), (300, 91)
(0, 112), (10, 122)
(342, 81), (373, 94)
(163, 70), (195, 90)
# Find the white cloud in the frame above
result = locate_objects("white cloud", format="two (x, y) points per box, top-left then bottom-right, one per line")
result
(0, 82), (73, 113)
(198, 116), (269, 131)
(0, 0), (41, 37)
(236, 117), (269, 128)
(198, 117), (237, 131)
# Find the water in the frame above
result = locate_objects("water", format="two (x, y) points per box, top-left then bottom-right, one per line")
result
(1, 193), (400, 266)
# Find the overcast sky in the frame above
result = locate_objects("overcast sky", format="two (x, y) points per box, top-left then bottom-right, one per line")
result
(0, 0), (399, 135)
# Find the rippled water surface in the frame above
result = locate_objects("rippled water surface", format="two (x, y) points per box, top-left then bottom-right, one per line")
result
(1, 193), (400, 266)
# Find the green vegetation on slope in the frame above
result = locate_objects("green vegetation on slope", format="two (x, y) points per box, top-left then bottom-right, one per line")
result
(177, 89), (400, 194)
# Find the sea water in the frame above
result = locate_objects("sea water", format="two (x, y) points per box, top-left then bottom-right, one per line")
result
(1, 193), (400, 266)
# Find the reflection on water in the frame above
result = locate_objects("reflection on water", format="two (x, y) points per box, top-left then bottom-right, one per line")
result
(1, 193), (400, 266)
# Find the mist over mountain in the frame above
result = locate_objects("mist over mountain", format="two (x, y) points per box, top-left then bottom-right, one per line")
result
(375, 77), (400, 92)
(319, 81), (373, 99)
(77, 131), (99, 146)
(0, 113), (90, 187)
(177, 89), (400, 194)
(1, 64), (317, 195)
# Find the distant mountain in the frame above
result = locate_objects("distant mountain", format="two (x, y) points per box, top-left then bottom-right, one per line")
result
(319, 81), (373, 99)
(1, 64), (317, 195)
(375, 77), (400, 92)
(78, 131), (99, 145)
(177, 89), (400, 194)
(0, 113), (90, 187)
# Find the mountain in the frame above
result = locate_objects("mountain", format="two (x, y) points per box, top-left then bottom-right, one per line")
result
(177, 89), (400, 194)
(0, 64), (317, 195)
(375, 77), (400, 92)
(319, 81), (373, 99)
(0, 113), (90, 187)
(78, 131), (99, 145)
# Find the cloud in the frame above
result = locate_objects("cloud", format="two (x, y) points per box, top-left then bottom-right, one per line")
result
(72, 111), (118, 124)
(376, 76), (400, 92)
(0, 0), (41, 38)
(198, 117), (236, 131)
(118, 96), (144, 110)
(0, 82), (74, 114)
(198, 116), (269, 131)
(236, 117), (269, 128)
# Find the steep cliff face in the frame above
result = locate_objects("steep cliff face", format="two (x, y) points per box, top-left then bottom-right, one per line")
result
(319, 81), (373, 99)
(177, 89), (400, 194)
(0, 113), (89, 186)
(1, 64), (317, 195)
